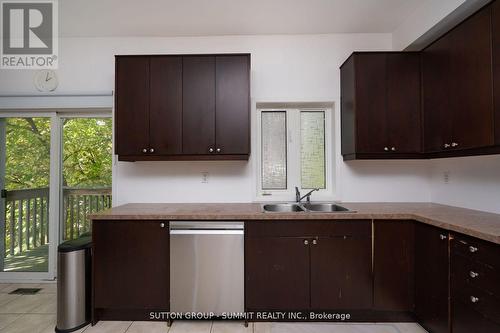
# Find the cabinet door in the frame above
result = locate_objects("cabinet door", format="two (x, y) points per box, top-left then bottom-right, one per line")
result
(493, 0), (500, 146)
(245, 237), (310, 310)
(386, 53), (421, 153)
(149, 56), (183, 155)
(182, 56), (216, 155)
(415, 224), (449, 333)
(93, 221), (169, 311)
(310, 235), (372, 309)
(115, 56), (150, 156)
(422, 35), (453, 152)
(215, 55), (250, 155)
(449, 7), (494, 150)
(374, 220), (415, 311)
(355, 53), (388, 153)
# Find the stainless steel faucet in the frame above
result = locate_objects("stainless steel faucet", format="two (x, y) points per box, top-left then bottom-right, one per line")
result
(295, 186), (319, 203)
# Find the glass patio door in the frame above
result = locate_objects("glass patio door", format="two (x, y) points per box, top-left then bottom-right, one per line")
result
(0, 116), (54, 279)
(60, 117), (112, 242)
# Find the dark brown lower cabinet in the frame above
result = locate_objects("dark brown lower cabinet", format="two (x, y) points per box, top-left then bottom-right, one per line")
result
(245, 236), (310, 310)
(310, 236), (372, 309)
(415, 224), (450, 333)
(374, 220), (415, 312)
(451, 233), (500, 333)
(92, 220), (169, 322)
(245, 220), (372, 313)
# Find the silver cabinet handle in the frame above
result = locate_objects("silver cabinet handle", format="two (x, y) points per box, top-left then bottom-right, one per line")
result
(304, 240), (309, 245)
(444, 143), (451, 148)
(470, 296), (479, 303)
(451, 142), (459, 147)
(312, 239), (317, 245)
(469, 271), (479, 278)
(216, 148), (221, 153)
(391, 147), (396, 151)
(469, 246), (478, 253)
(440, 234), (447, 240)
(160, 222), (165, 228)
(150, 148), (155, 153)
(209, 148), (214, 153)
(384, 147), (389, 151)
(142, 148), (148, 153)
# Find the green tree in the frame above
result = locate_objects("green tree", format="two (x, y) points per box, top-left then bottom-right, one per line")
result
(5, 117), (112, 190)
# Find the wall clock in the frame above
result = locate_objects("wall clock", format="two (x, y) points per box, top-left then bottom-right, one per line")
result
(34, 69), (59, 92)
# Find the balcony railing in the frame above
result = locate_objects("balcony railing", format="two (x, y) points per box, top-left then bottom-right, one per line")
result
(3, 187), (111, 258)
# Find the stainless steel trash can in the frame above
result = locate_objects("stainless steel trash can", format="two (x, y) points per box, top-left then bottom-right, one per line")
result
(56, 236), (92, 333)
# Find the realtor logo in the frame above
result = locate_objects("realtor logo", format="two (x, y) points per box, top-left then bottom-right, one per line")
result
(1, 0), (58, 69)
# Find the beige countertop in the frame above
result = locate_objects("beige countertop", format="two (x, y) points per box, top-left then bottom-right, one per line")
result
(90, 202), (500, 245)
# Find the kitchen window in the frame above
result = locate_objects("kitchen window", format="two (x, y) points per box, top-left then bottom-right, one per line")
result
(256, 107), (334, 201)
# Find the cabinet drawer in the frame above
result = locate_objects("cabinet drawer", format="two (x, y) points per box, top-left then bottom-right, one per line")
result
(452, 298), (500, 333)
(452, 252), (500, 297)
(453, 283), (500, 325)
(245, 220), (371, 238)
(452, 233), (500, 268)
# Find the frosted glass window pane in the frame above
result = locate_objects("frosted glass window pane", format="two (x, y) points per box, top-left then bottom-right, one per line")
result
(301, 111), (325, 189)
(261, 112), (287, 190)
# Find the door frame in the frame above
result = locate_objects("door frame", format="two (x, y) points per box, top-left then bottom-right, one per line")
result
(0, 109), (112, 282)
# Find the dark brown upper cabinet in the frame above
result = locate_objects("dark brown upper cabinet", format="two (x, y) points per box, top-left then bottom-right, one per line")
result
(115, 54), (250, 161)
(115, 56), (151, 157)
(340, 52), (422, 160)
(423, 5), (494, 153)
(182, 56), (216, 155)
(215, 56), (250, 155)
(493, 0), (500, 146)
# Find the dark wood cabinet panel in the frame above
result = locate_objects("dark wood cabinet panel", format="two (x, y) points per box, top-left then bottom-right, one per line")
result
(245, 236), (310, 310)
(245, 220), (372, 312)
(493, 0), (500, 145)
(149, 56), (183, 155)
(374, 220), (415, 311)
(115, 56), (150, 156)
(93, 220), (169, 319)
(386, 53), (422, 153)
(354, 53), (387, 154)
(340, 56), (356, 156)
(415, 224), (450, 333)
(182, 56), (216, 155)
(115, 54), (250, 161)
(452, 298), (500, 333)
(449, 7), (494, 150)
(310, 235), (372, 309)
(451, 233), (500, 333)
(340, 52), (422, 159)
(215, 55), (250, 155)
(423, 5), (494, 154)
(422, 34), (453, 152)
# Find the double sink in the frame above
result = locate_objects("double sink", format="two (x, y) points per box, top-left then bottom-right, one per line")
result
(262, 203), (353, 213)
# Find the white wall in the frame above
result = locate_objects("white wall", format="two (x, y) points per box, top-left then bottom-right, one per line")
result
(430, 155), (500, 214)
(0, 34), (433, 205)
(392, 0), (467, 50)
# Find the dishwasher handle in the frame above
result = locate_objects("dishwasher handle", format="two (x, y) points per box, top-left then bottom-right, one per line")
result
(170, 229), (244, 235)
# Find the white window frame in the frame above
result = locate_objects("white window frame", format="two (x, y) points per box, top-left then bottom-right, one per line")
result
(255, 107), (336, 202)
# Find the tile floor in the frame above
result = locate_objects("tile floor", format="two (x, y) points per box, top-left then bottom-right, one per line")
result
(0, 283), (428, 333)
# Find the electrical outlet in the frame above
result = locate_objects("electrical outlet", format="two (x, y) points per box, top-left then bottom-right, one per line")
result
(201, 172), (209, 183)
(443, 171), (451, 184)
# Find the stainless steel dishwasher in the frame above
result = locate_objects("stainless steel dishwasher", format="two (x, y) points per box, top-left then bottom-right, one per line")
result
(169, 221), (244, 315)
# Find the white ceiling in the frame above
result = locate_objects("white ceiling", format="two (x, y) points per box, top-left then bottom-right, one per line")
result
(59, 0), (424, 37)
